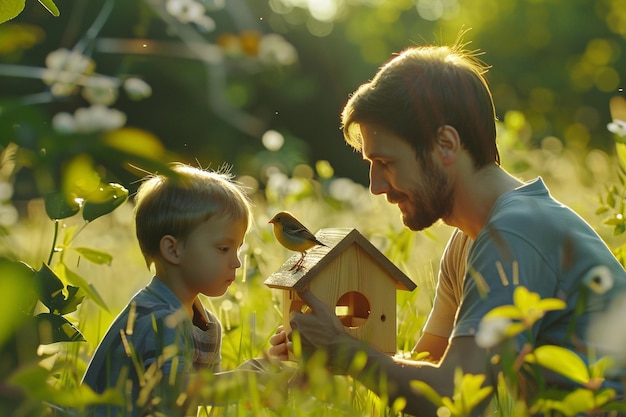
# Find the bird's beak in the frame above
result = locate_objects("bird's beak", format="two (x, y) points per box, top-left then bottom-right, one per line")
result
(268, 219), (274, 224)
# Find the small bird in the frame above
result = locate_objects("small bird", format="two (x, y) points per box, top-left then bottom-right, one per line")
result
(269, 211), (327, 271)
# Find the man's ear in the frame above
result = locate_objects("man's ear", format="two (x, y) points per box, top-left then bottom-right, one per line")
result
(436, 125), (461, 166)
(160, 235), (182, 264)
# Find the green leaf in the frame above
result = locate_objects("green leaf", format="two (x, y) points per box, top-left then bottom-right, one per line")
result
(410, 380), (444, 408)
(595, 206), (609, 216)
(606, 190), (616, 209)
(617, 143), (626, 170)
(36, 312), (84, 343)
(0, 0), (25, 24)
(590, 357), (615, 380)
(9, 363), (124, 407)
(37, 0), (59, 16)
(44, 191), (80, 220)
(604, 215), (625, 226)
(36, 263), (88, 315)
(0, 259), (35, 346)
(72, 247), (113, 265)
(82, 183), (129, 222)
(561, 389), (595, 416)
(57, 285), (84, 315)
(56, 262), (108, 312)
(525, 345), (590, 385)
(34, 263), (65, 313)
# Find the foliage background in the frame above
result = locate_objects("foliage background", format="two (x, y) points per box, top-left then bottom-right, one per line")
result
(3, 0), (626, 191)
(1, 0), (626, 416)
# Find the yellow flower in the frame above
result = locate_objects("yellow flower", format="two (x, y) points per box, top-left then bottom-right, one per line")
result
(483, 286), (566, 330)
(411, 369), (493, 417)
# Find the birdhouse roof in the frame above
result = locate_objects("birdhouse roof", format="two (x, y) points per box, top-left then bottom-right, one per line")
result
(264, 227), (417, 292)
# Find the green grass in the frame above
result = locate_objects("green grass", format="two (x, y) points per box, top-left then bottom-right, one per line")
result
(2, 130), (624, 416)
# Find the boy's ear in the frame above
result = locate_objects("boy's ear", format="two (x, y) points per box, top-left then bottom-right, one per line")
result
(436, 125), (461, 166)
(160, 235), (181, 264)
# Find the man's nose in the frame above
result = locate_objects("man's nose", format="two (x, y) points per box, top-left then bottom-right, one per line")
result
(369, 166), (389, 195)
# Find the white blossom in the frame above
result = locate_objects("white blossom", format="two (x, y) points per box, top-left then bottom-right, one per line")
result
(0, 181), (14, 201)
(258, 34), (298, 66)
(589, 293), (626, 374)
(584, 265), (614, 295)
(607, 119), (626, 138)
(42, 48), (95, 96)
(82, 76), (119, 105)
(52, 105), (126, 134)
(0, 204), (18, 226)
(476, 316), (512, 349)
(165, 0), (215, 30)
(52, 112), (76, 134)
(261, 129), (284, 151)
(123, 77), (152, 101)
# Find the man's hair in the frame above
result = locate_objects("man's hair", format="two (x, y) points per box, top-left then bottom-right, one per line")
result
(341, 40), (500, 167)
(133, 163), (252, 268)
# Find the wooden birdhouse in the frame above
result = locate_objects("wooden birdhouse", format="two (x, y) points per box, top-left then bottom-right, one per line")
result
(264, 228), (417, 355)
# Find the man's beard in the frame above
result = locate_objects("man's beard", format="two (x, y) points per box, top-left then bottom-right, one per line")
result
(396, 160), (454, 231)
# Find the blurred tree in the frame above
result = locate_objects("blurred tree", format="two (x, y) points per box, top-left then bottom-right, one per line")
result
(2, 0), (625, 196)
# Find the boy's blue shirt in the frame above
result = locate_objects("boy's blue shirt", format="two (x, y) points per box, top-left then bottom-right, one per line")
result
(82, 276), (222, 416)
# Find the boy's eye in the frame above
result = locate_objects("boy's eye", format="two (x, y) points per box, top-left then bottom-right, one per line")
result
(218, 246), (229, 253)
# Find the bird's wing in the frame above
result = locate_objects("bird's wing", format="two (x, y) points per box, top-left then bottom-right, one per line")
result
(282, 216), (307, 232)
(289, 228), (327, 246)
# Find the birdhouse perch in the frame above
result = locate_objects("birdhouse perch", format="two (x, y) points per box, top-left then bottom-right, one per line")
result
(264, 228), (417, 355)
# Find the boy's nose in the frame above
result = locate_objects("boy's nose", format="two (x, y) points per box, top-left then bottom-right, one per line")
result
(233, 254), (242, 269)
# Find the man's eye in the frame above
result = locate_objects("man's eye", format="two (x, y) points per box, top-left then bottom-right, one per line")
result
(218, 247), (229, 253)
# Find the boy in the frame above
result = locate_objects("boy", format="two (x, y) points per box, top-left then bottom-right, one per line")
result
(82, 163), (285, 416)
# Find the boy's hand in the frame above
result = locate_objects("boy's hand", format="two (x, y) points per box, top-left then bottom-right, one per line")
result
(269, 326), (291, 361)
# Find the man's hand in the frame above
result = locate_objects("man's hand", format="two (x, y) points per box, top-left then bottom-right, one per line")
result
(289, 289), (346, 351)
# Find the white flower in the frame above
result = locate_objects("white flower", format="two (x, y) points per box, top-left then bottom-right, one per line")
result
(52, 112), (76, 134)
(607, 119), (626, 137)
(258, 34), (298, 66)
(0, 204), (18, 227)
(52, 105), (126, 134)
(42, 48), (95, 96)
(0, 181), (14, 201)
(82, 76), (119, 105)
(166, 0), (202, 22)
(74, 105), (126, 133)
(584, 265), (614, 295)
(476, 316), (513, 349)
(588, 293), (626, 373)
(123, 77), (152, 101)
(261, 129), (284, 151)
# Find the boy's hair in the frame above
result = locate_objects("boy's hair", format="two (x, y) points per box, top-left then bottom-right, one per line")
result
(341, 39), (500, 168)
(134, 163), (252, 268)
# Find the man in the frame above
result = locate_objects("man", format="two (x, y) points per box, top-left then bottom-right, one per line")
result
(270, 41), (626, 416)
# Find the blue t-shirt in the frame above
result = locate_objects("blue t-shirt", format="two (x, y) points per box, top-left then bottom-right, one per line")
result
(453, 178), (626, 388)
(82, 277), (222, 416)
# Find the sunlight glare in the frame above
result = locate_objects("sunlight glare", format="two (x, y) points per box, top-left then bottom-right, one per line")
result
(308, 0), (339, 22)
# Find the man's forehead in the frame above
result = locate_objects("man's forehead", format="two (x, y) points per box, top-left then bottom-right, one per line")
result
(360, 124), (388, 159)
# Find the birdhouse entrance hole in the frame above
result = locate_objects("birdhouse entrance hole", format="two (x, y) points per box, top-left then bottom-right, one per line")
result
(335, 291), (370, 328)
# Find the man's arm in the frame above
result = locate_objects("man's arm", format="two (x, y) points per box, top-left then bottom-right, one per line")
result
(291, 290), (495, 417)
(412, 332), (449, 363)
